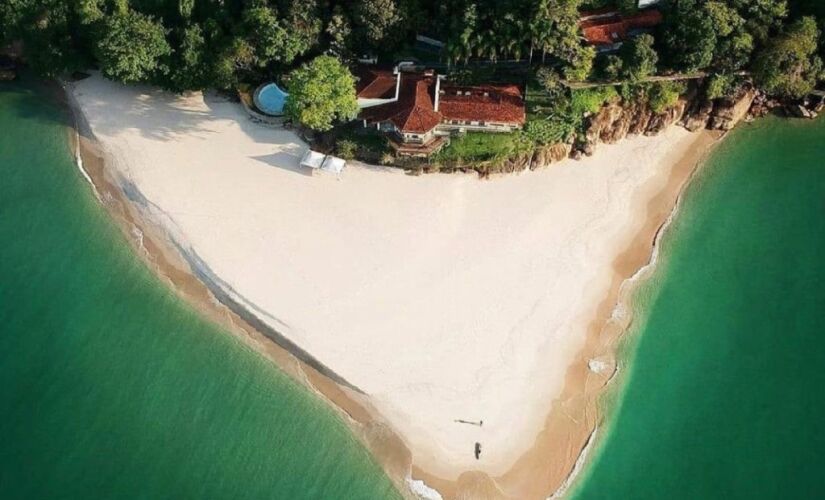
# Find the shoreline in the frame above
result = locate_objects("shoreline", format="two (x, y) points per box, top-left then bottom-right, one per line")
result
(62, 82), (419, 498)
(408, 127), (721, 499)
(61, 75), (722, 499)
(550, 128), (722, 497)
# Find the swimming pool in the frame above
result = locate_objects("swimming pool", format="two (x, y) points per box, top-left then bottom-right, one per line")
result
(253, 83), (288, 116)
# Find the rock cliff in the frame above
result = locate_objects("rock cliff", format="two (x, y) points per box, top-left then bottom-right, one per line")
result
(571, 82), (759, 160)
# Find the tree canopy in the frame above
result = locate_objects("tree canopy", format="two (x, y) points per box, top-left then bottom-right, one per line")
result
(754, 16), (823, 98)
(619, 34), (658, 82)
(283, 55), (359, 131)
(95, 10), (171, 83)
(0, 0), (821, 102)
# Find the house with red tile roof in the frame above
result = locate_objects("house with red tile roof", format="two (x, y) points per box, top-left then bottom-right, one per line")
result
(579, 8), (663, 52)
(356, 68), (526, 157)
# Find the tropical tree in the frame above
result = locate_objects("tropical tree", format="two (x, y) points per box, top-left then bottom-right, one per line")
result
(446, 3), (478, 64)
(619, 34), (658, 82)
(563, 45), (595, 81)
(95, 9), (171, 83)
(354, 0), (403, 47)
(166, 24), (209, 91)
(730, 0), (788, 44)
(754, 16), (823, 98)
(284, 55), (359, 131)
(326, 7), (352, 58)
(530, 0), (581, 63)
(242, 6), (298, 66)
(662, 0), (717, 72)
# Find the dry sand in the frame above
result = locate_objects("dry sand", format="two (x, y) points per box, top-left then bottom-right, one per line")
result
(67, 73), (718, 499)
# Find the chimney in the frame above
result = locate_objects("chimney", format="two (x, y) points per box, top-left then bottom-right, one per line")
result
(434, 75), (443, 112)
(393, 71), (401, 102)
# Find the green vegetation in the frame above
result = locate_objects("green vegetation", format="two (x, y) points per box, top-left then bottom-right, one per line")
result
(648, 81), (687, 113)
(753, 16), (824, 98)
(284, 55), (358, 131)
(333, 127), (391, 163)
(2, 0), (823, 170)
(526, 75), (619, 150)
(569, 86), (619, 115)
(659, 0), (817, 80)
(705, 73), (734, 100)
(335, 139), (358, 160)
(435, 132), (531, 165)
(95, 9), (171, 83)
(617, 34), (657, 82)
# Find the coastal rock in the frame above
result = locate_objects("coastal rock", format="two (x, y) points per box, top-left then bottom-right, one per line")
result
(645, 99), (688, 136)
(787, 104), (816, 119)
(600, 104), (636, 143)
(682, 98), (713, 132)
(585, 103), (624, 146)
(708, 88), (757, 131)
(529, 142), (572, 170)
(627, 104), (652, 136)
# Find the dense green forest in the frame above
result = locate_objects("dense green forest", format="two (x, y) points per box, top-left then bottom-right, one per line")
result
(1, 0), (822, 138)
(2, 0), (821, 92)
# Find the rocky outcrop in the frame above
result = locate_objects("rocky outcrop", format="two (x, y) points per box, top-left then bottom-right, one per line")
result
(579, 94), (688, 156)
(682, 98), (714, 131)
(707, 87), (757, 130)
(585, 103), (624, 146)
(787, 104), (817, 119)
(461, 79), (796, 173)
(627, 104), (652, 136)
(530, 142), (572, 170)
(645, 98), (688, 136)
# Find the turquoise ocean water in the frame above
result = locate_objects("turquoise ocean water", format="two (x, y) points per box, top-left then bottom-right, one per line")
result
(0, 80), (400, 499)
(573, 116), (825, 498)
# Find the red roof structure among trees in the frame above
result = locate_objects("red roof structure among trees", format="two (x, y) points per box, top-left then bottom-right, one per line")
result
(438, 84), (525, 125)
(357, 70), (525, 135)
(579, 8), (662, 47)
(355, 67), (398, 99)
(358, 72), (442, 133)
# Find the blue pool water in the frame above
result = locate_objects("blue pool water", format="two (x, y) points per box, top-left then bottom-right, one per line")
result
(254, 83), (288, 116)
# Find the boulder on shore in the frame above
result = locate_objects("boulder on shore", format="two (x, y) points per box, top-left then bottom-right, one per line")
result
(708, 88), (757, 130)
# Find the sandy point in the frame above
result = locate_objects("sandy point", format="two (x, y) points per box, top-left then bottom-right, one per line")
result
(66, 73), (720, 499)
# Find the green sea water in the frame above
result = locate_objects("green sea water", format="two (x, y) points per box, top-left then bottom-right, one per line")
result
(573, 116), (825, 499)
(0, 81), (400, 499)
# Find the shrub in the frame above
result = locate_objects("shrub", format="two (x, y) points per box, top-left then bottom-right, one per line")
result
(599, 54), (624, 81)
(524, 118), (570, 145)
(380, 152), (395, 165)
(336, 139), (358, 160)
(536, 66), (563, 97)
(570, 86), (619, 115)
(648, 82), (686, 113)
(563, 46), (596, 82)
(705, 74), (733, 100)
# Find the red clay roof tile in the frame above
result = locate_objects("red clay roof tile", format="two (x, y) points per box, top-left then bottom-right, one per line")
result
(580, 9), (662, 46)
(359, 72), (525, 133)
(355, 67), (398, 99)
(439, 85), (525, 125)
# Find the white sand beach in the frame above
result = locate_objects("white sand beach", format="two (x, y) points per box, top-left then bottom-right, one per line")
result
(69, 73), (711, 492)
